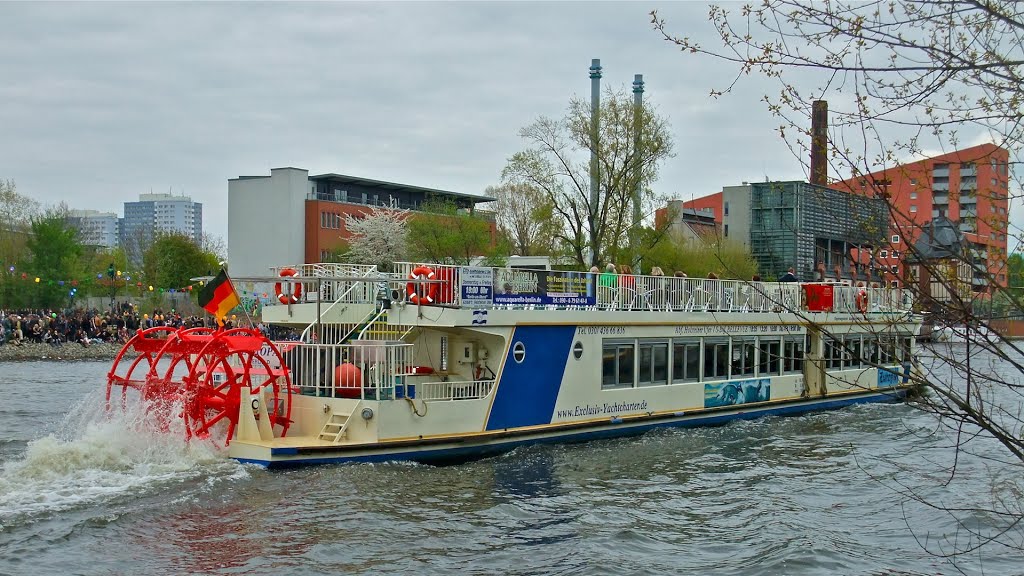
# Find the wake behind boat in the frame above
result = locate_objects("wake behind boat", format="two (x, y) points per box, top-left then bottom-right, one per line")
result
(105, 262), (920, 468)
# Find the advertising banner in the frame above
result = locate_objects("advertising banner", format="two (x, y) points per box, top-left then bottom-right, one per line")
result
(493, 269), (595, 306)
(460, 267), (494, 307)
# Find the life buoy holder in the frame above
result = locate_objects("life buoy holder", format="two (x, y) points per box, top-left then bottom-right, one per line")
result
(855, 289), (868, 313)
(274, 268), (302, 305)
(407, 265), (439, 305)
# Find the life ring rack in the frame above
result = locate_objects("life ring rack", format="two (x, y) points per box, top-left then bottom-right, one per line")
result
(274, 268), (303, 305)
(407, 265), (439, 305)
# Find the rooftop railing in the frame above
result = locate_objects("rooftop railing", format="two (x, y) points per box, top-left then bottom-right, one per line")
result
(392, 262), (914, 315)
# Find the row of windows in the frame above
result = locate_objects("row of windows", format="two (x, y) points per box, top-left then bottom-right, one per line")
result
(601, 337), (805, 390)
(320, 212), (345, 230)
(823, 335), (913, 370)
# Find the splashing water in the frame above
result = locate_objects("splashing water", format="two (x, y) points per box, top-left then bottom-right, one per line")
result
(0, 388), (244, 527)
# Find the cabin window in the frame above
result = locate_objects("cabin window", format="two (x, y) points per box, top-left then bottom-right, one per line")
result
(638, 341), (669, 386)
(783, 337), (804, 374)
(758, 338), (781, 376)
(704, 340), (730, 381)
(846, 335), (863, 369)
(672, 340), (701, 383)
(900, 337), (913, 364)
(879, 337), (897, 365)
(824, 337), (842, 370)
(865, 340), (880, 365)
(602, 341), (635, 389)
(730, 338), (756, 378)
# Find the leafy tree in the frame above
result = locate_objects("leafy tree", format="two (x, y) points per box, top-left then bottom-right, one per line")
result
(142, 233), (220, 292)
(343, 204), (409, 272)
(485, 182), (558, 256)
(503, 87), (674, 267)
(638, 228), (759, 280)
(406, 200), (502, 265)
(1008, 252), (1024, 299)
(25, 207), (83, 308)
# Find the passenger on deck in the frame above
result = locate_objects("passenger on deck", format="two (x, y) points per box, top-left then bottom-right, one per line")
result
(778, 267), (799, 282)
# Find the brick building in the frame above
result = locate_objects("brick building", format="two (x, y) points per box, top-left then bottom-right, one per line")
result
(834, 143), (1010, 292)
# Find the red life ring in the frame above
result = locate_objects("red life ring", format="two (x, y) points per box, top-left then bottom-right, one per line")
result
(274, 268), (302, 304)
(855, 289), (868, 313)
(407, 265), (439, 305)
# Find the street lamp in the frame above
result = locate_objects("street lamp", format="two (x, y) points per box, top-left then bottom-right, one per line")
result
(107, 262), (116, 310)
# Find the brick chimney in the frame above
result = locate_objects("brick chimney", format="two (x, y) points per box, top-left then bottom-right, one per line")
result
(810, 100), (828, 186)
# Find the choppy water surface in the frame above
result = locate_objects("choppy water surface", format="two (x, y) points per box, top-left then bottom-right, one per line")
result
(1, 355), (1022, 576)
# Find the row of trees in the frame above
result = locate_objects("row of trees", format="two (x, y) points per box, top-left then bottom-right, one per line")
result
(0, 179), (222, 310)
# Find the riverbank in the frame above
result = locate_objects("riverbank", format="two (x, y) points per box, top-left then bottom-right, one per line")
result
(0, 342), (127, 362)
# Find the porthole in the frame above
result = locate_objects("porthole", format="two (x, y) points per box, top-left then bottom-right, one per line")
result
(573, 341), (584, 360)
(513, 341), (526, 363)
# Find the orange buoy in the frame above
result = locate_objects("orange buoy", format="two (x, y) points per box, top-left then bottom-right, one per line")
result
(334, 363), (362, 398)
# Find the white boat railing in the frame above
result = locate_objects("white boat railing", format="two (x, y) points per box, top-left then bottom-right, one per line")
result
(392, 262), (914, 314)
(271, 263), (380, 305)
(276, 340), (415, 400)
(413, 379), (495, 401)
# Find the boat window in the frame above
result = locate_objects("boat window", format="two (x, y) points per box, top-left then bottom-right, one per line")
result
(638, 341), (669, 387)
(672, 340), (701, 383)
(826, 337), (844, 370)
(865, 339), (880, 365)
(602, 341), (635, 390)
(730, 338), (756, 378)
(847, 335), (863, 369)
(879, 337), (896, 365)
(704, 340), (729, 381)
(900, 337), (913, 364)
(758, 338), (781, 376)
(783, 337), (804, 374)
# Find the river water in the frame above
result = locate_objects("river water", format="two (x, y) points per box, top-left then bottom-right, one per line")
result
(0, 353), (1021, 576)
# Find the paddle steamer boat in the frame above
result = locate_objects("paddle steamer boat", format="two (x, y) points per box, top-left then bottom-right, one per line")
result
(106, 262), (920, 468)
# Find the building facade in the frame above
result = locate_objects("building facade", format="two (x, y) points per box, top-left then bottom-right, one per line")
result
(67, 210), (119, 249)
(228, 168), (494, 279)
(835, 143), (1010, 292)
(678, 181), (889, 283)
(121, 193), (203, 265)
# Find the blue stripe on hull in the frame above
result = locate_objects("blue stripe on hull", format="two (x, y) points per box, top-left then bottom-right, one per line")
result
(239, 388), (908, 468)
(484, 325), (577, 431)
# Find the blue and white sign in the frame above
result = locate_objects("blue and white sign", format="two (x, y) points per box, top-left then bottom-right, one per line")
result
(461, 267), (494, 307)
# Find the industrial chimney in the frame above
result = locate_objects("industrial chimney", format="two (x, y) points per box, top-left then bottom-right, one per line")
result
(810, 100), (828, 186)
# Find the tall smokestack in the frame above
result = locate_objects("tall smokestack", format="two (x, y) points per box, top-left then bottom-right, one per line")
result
(810, 100), (828, 186)
(588, 59), (602, 266)
(631, 74), (644, 270)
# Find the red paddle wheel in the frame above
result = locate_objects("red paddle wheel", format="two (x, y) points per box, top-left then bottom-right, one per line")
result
(106, 326), (294, 447)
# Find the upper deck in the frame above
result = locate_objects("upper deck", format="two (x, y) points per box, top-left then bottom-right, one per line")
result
(259, 262), (916, 329)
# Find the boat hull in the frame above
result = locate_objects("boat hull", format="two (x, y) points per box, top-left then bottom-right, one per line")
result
(231, 386), (909, 468)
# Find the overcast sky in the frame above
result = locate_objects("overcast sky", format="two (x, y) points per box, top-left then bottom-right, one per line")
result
(1, 2), (1017, 249)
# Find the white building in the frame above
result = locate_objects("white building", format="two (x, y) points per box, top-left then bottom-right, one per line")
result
(122, 193), (203, 265)
(68, 210), (120, 249)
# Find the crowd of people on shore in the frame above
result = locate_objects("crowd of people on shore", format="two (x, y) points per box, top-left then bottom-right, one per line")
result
(0, 303), (225, 348)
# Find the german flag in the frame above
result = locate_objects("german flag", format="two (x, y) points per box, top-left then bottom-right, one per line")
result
(198, 269), (240, 320)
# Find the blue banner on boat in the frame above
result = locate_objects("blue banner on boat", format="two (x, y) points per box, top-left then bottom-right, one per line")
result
(492, 269), (596, 306)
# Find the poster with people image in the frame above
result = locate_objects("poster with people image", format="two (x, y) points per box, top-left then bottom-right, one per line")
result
(704, 378), (771, 408)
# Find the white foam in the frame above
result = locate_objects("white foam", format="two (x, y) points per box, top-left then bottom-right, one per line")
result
(0, 388), (244, 525)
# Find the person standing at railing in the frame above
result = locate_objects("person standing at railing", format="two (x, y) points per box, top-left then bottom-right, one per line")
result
(618, 264), (637, 309)
(597, 264), (617, 309)
(778, 267), (799, 282)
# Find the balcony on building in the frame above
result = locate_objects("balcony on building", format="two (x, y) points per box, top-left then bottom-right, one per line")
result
(932, 164), (950, 178)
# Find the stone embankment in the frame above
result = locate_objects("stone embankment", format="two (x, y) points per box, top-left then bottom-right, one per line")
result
(0, 342), (129, 362)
